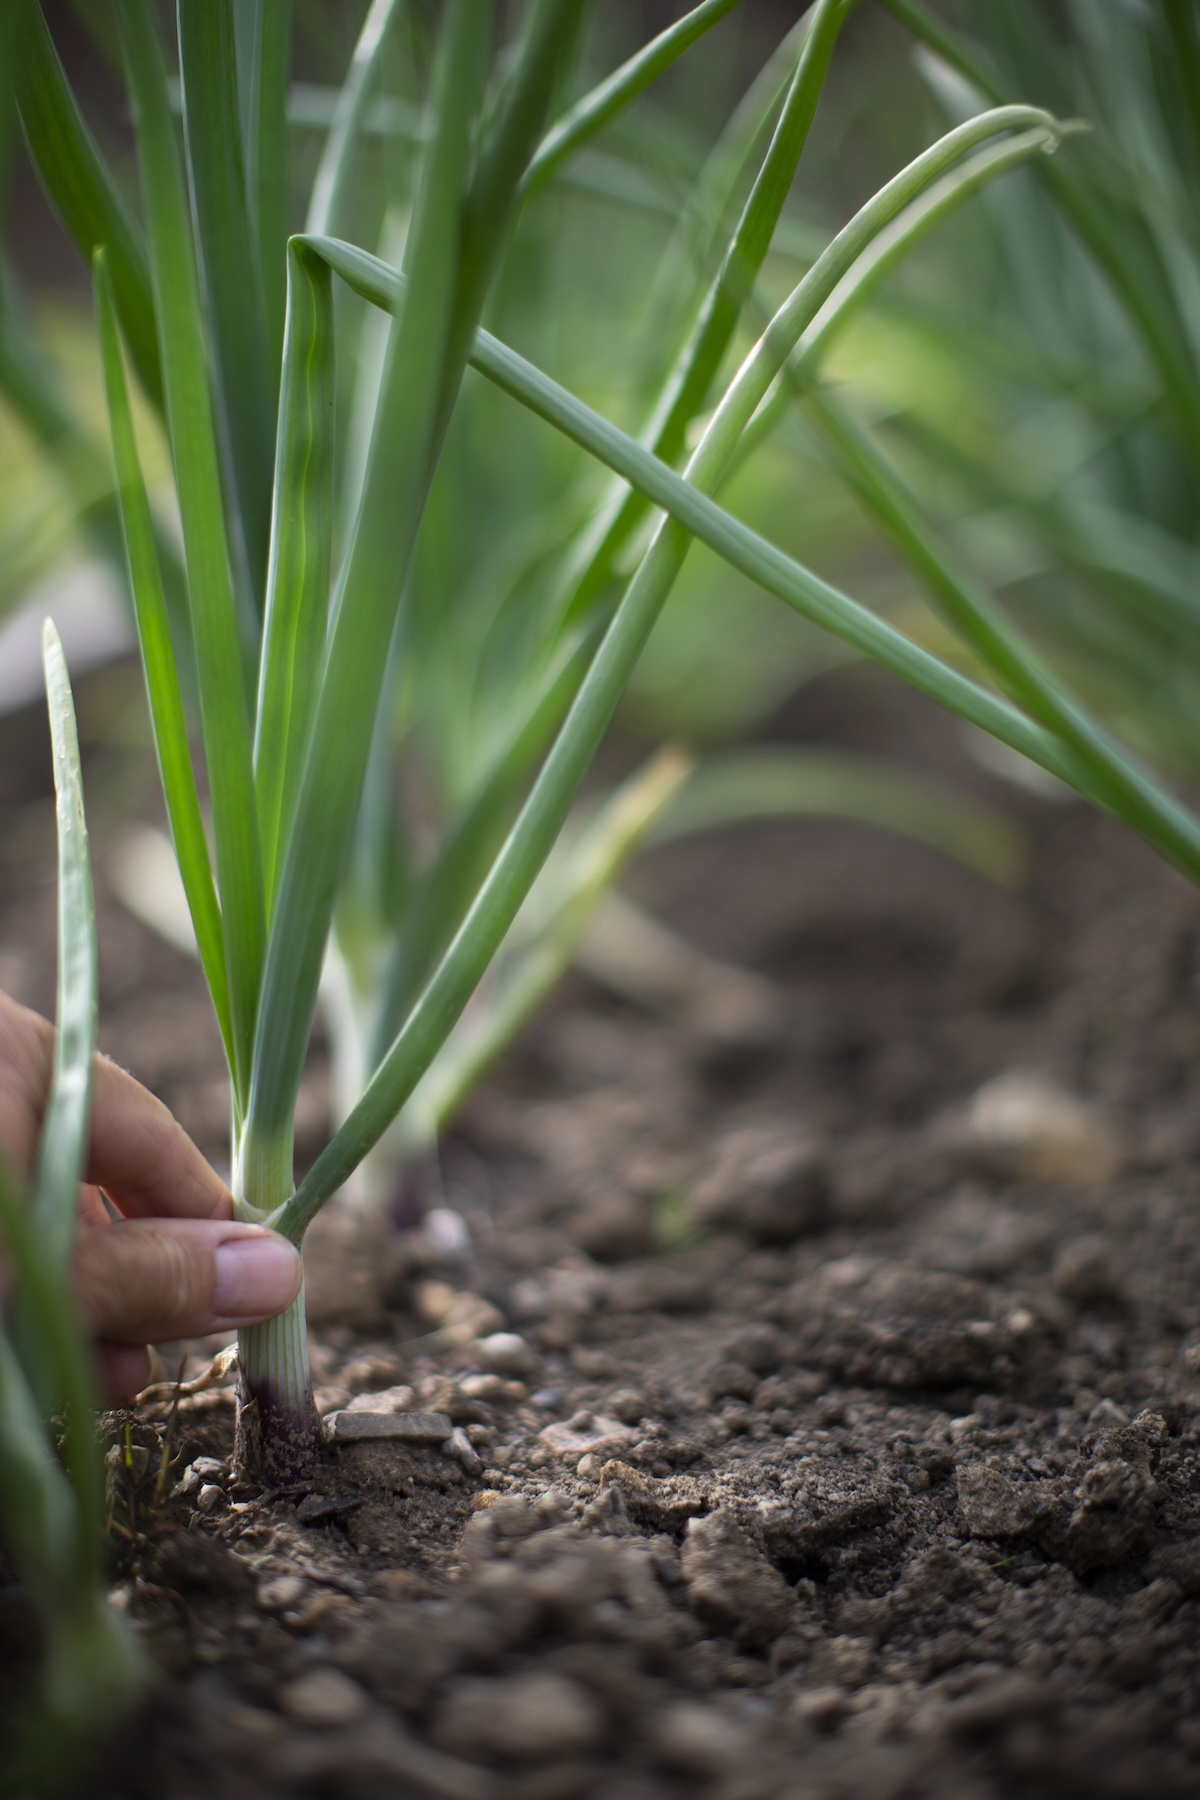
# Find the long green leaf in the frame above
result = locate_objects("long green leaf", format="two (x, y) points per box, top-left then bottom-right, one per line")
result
(0, 623), (106, 1549)
(244, 0), (490, 1182)
(254, 240), (335, 914)
(19, 5), (162, 408)
(9, 626), (104, 1503)
(119, 0), (265, 1110)
(28, 622), (96, 1281)
(94, 250), (233, 1066)
(178, 0), (277, 605)
(521, 0), (744, 194)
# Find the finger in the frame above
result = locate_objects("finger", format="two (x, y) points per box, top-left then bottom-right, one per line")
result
(73, 1219), (302, 1343)
(0, 992), (54, 1179)
(0, 990), (231, 1221)
(87, 1056), (232, 1221)
(97, 1342), (152, 1406)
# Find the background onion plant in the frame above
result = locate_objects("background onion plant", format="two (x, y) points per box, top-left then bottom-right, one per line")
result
(805, 0), (1200, 790)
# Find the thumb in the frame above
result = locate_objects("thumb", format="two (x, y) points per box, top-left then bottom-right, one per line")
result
(73, 1218), (302, 1344)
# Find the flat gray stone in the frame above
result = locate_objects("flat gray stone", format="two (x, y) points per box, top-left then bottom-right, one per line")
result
(326, 1409), (453, 1445)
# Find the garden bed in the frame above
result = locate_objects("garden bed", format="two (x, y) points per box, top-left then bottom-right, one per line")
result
(6, 666), (1200, 1798)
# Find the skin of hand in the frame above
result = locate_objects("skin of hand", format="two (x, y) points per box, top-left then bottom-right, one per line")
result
(0, 990), (302, 1404)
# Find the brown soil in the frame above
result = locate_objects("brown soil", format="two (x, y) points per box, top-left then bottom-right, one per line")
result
(6, 667), (1200, 1798)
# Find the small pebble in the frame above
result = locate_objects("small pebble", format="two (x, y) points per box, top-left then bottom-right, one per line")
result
(476, 1331), (536, 1376)
(414, 1279), (457, 1324)
(256, 1574), (305, 1612)
(423, 1205), (471, 1260)
(196, 1484), (224, 1513)
(459, 1372), (506, 1401)
(531, 1387), (565, 1409)
(176, 1455), (225, 1495)
(962, 1071), (1123, 1188)
(325, 1409), (454, 1444)
(277, 1668), (369, 1729)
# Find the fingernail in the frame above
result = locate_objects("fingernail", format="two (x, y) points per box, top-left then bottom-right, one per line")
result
(214, 1230), (301, 1324)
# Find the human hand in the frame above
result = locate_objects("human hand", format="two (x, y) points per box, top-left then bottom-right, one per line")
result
(0, 990), (302, 1403)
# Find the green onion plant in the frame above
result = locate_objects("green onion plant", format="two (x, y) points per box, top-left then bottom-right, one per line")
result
(8, 0), (1103, 1485)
